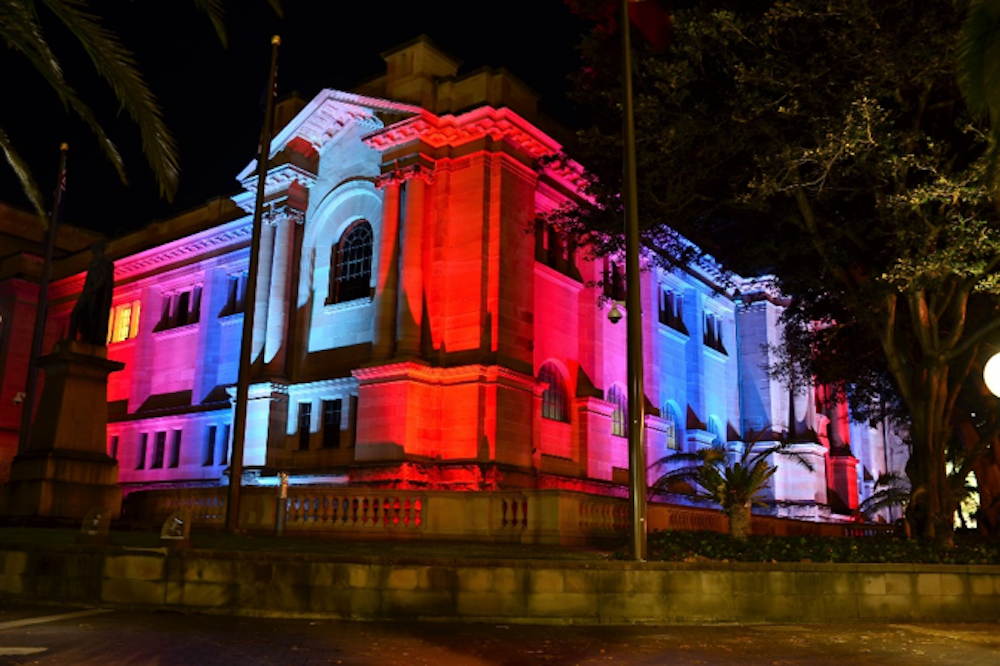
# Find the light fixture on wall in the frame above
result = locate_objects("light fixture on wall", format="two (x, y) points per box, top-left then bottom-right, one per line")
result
(608, 300), (624, 325)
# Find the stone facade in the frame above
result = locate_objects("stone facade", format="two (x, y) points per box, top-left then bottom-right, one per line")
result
(0, 37), (904, 520)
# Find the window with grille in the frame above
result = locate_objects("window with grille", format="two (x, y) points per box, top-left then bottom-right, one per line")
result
(330, 221), (373, 304)
(298, 403), (312, 451)
(539, 362), (569, 422)
(608, 385), (628, 438)
(322, 399), (342, 448)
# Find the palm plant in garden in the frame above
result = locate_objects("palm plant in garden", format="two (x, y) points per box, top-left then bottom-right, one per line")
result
(651, 434), (814, 540)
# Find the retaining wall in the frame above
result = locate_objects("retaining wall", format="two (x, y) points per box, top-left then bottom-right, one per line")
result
(1, 546), (998, 624)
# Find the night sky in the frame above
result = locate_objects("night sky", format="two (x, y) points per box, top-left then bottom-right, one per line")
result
(1, 0), (590, 236)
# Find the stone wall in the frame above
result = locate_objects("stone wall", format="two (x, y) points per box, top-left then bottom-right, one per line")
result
(2, 546), (997, 624)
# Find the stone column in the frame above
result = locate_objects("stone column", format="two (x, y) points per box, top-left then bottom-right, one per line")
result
(372, 182), (401, 360)
(252, 221), (276, 363)
(264, 205), (303, 367)
(396, 176), (425, 359)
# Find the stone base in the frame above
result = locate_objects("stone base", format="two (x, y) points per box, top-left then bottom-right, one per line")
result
(4, 449), (121, 520)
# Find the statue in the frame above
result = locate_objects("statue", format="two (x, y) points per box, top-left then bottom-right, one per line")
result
(68, 241), (114, 345)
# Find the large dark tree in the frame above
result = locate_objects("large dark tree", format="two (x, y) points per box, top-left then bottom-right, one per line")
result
(560, 0), (1000, 542)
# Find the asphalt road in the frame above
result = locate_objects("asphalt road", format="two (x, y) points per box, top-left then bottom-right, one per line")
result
(0, 601), (998, 665)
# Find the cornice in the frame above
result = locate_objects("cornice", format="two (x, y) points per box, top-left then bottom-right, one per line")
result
(238, 163), (317, 201)
(49, 218), (253, 299)
(235, 89), (420, 183)
(363, 107), (562, 161)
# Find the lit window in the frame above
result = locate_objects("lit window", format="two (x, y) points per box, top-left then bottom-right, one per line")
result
(330, 221), (373, 304)
(107, 300), (141, 343)
(608, 385), (628, 438)
(539, 362), (569, 423)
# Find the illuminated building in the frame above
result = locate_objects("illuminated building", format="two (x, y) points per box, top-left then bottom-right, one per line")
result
(0, 37), (904, 520)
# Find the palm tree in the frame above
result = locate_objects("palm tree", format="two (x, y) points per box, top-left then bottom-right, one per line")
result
(958, 0), (1000, 189)
(0, 0), (280, 217)
(651, 432), (814, 539)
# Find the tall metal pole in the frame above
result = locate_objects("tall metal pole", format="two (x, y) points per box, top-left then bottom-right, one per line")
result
(621, 0), (647, 560)
(226, 35), (280, 531)
(18, 143), (68, 454)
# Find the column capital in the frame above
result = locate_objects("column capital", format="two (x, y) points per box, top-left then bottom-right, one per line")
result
(374, 159), (436, 189)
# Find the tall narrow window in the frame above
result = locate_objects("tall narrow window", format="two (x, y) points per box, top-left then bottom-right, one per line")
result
(323, 399), (342, 449)
(330, 221), (373, 304)
(151, 431), (166, 469)
(176, 291), (190, 327)
(298, 402), (312, 451)
(663, 404), (680, 450)
(136, 433), (148, 470)
(204, 425), (217, 466)
(603, 259), (626, 301)
(608, 385), (628, 438)
(539, 362), (569, 423)
(221, 424), (231, 465)
(708, 417), (724, 447)
(169, 430), (182, 468)
(109, 435), (119, 459)
(222, 273), (247, 316)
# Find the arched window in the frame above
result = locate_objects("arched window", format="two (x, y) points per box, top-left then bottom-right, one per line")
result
(330, 221), (373, 304)
(663, 402), (682, 450)
(608, 385), (627, 438)
(539, 362), (568, 423)
(707, 416), (724, 447)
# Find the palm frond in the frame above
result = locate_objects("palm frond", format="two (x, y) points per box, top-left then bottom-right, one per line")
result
(0, 126), (46, 218)
(958, 0), (1000, 190)
(192, 0), (228, 47)
(41, 0), (179, 201)
(858, 472), (911, 519)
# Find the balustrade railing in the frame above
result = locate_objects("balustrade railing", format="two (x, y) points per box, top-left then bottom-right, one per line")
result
(283, 491), (424, 531)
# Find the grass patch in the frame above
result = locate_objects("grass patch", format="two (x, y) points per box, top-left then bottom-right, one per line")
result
(638, 530), (1000, 565)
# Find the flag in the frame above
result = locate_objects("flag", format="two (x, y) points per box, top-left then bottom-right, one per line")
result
(628, 0), (672, 52)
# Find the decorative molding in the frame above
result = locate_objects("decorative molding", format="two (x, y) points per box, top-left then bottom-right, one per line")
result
(373, 162), (435, 189)
(364, 108), (561, 160)
(111, 221), (252, 283)
(238, 163), (317, 201)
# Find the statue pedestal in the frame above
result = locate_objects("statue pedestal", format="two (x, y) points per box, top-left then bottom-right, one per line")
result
(3, 341), (124, 520)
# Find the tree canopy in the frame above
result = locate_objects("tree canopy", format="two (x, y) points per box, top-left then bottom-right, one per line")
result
(561, 0), (1000, 541)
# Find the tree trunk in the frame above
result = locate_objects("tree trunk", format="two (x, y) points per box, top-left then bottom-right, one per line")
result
(727, 503), (752, 540)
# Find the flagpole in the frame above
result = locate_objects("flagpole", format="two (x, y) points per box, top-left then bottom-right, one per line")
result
(621, 0), (648, 561)
(226, 35), (280, 531)
(18, 143), (68, 455)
